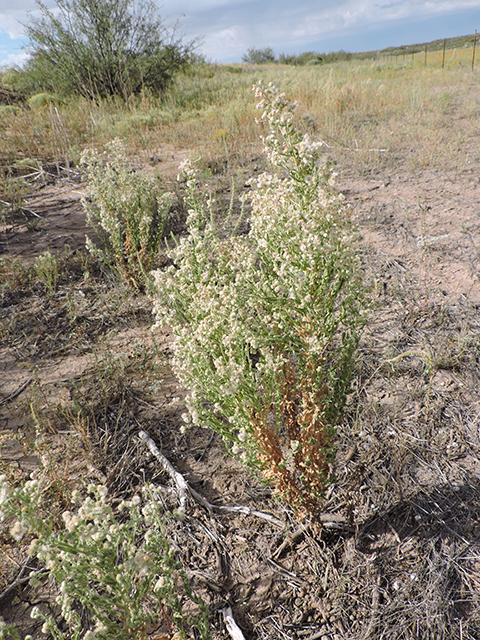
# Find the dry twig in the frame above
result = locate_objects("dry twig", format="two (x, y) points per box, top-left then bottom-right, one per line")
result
(138, 430), (284, 527)
(221, 606), (247, 640)
(138, 430), (188, 512)
(0, 379), (32, 406)
(0, 556), (47, 604)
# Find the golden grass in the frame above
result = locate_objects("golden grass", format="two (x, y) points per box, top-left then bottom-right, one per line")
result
(1, 56), (478, 174)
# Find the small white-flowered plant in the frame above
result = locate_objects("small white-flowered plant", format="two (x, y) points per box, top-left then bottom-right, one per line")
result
(152, 82), (365, 517)
(81, 139), (176, 290)
(0, 475), (210, 640)
(33, 250), (58, 294)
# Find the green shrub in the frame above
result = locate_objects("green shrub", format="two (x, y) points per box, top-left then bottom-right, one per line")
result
(22, 0), (197, 99)
(152, 83), (365, 518)
(278, 51), (323, 65)
(0, 105), (19, 116)
(27, 92), (60, 108)
(0, 476), (210, 639)
(81, 139), (175, 289)
(242, 47), (276, 64)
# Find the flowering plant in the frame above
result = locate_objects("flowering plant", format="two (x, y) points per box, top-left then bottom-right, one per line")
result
(0, 475), (210, 640)
(81, 139), (175, 290)
(152, 83), (365, 517)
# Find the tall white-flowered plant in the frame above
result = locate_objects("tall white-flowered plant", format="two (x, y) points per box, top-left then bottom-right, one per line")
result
(81, 139), (175, 290)
(0, 474), (210, 640)
(152, 82), (365, 517)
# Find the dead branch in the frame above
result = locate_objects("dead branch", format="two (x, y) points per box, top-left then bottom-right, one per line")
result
(222, 606), (246, 640)
(0, 379), (32, 406)
(0, 556), (47, 604)
(138, 430), (284, 527)
(272, 525), (309, 560)
(138, 430), (188, 513)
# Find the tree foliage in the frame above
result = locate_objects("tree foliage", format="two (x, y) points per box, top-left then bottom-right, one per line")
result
(241, 47), (276, 64)
(22, 0), (197, 98)
(278, 51), (323, 65)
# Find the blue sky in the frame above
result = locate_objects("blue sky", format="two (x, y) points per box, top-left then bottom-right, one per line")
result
(1, 0), (480, 67)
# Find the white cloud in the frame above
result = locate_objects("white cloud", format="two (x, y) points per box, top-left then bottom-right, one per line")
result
(161, 0), (242, 12)
(187, 0), (480, 60)
(214, 26), (243, 46)
(0, 0), (59, 38)
(278, 0), (480, 42)
(201, 25), (248, 60)
(0, 13), (28, 39)
(0, 0), (479, 63)
(0, 51), (29, 68)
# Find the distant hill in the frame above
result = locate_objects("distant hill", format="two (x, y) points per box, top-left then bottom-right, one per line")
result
(362, 33), (477, 59)
(272, 32), (477, 67)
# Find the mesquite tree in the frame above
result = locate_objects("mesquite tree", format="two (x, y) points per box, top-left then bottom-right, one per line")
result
(22, 0), (197, 98)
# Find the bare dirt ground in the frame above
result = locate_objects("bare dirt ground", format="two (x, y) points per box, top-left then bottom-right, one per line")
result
(1, 123), (480, 639)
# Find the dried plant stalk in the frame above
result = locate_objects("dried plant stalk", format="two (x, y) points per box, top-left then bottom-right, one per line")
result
(251, 362), (334, 517)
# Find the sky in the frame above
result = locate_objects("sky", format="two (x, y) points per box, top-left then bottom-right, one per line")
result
(1, 0), (480, 67)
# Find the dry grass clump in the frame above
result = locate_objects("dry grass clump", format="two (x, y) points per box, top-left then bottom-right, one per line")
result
(336, 503), (480, 639)
(311, 249), (480, 639)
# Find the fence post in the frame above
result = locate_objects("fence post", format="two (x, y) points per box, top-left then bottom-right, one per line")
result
(473, 30), (477, 71)
(424, 43), (427, 66)
(442, 39), (446, 69)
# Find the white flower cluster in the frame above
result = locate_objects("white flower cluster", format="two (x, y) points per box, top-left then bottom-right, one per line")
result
(151, 83), (365, 495)
(81, 139), (176, 288)
(0, 476), (210, 639)
(254, 81), (327, 174)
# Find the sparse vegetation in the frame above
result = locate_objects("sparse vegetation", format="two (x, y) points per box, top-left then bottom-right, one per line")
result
(1, 36), (480, 640)
(33, 250), (58, 294)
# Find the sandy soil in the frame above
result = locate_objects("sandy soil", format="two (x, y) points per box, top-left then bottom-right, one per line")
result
(1, 131), (479, 639)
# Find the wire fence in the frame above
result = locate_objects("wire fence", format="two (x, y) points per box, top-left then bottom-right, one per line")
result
(378, 31), (478, 71)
